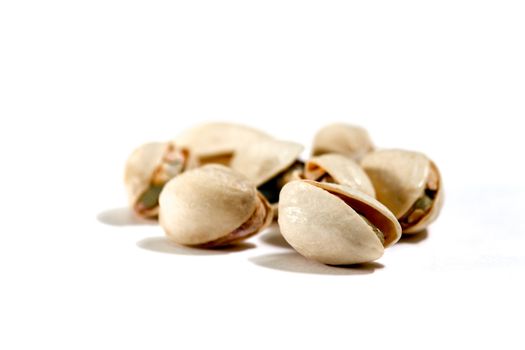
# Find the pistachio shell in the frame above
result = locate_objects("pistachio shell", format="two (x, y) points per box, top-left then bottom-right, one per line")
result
(304, 153), (376, 197)
(159, 164), (272, 246)
(361, 149), (443, 233)
(278, 180), (401, 265)
(124, 142), (168, 215)
(402, 162), (444, 234)
(124, 142), (189, 218)
(175, 122), (271, 165)
(231, 138), (304, 186)
(312, 123), (374, 160)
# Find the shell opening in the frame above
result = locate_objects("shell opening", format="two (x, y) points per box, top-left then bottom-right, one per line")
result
(359, 215), (385, 245)
(399, 163), (440, 230)
(134, 144), (189, 218)
(317, 173), (335, 183)
(304, 163), (323, 180)
(198, 153), (232, 166)
(151, 144), (189, 185)
(304, 163), (335, 183)
(258, 161), (304, 204)
(328, 191), (397, 247)
(134, 184), (163, 217)
(199, 194), (272, 248)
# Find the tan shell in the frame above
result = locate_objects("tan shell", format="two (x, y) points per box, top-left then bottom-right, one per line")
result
(230, 138), (304, 186)
(175, 122), (271, 165)
(361, 149), (443, 233)
(278, 180), (401, 265)
(124, 142), (166, 209)
(312, 123), (374, 160)
(304, 153), (376, 197)
(159, 164), (273, 246)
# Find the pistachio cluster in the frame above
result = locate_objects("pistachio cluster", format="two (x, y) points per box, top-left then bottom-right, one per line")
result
(123, 122), (443, 266)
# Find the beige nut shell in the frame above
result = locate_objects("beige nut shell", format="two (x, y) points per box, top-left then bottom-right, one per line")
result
(402, 160), (444, 234)
(278, 180), (401, 265)
(304, 153), (376, 197)
(312, 123), (374, 160)
(231, 138), (304, 186)
(361, 149), (443, 233)
(175, 122), (270, 163)
(124, 142), (166, 208)
(404, 178), (444, 233)
(159, 164), (260, 246)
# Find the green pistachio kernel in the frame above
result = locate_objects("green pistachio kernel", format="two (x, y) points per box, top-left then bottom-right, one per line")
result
(360, 215), (385, 245)
(137, 184), (164, 211)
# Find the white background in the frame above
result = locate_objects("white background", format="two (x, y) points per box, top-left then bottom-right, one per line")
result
(1, 1), (524, 349)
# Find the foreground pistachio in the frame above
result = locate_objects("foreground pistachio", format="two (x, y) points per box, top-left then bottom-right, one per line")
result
(175, 122), (271, 166)
(278, 180), (401, 265)
(124, 142), (190, 218)
(312, 123), (374, 161)
(231, 138), (304, 205)
(361, 149), (444, 234)
(159, 164), (273, 247)
(304, 153), (376, 197)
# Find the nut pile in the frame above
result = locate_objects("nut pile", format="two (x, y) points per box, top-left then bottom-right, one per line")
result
(124, 122), (443, 265)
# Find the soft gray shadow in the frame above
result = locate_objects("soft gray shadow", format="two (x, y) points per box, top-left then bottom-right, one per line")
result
(249, 252), (384, 275)
(97, 207), (157, 226)
(398, 229), (429, 244)
(137, 236), (256, 256)
(259, 224), (292, 249)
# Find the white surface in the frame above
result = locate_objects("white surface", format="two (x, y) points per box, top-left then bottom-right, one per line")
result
(1, 1), (525, 349)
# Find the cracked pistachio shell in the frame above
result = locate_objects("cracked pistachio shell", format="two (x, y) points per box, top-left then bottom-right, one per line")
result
(159, 164), (273, 246)
(278, 180), (401, 265)
(304, 153), (376, 197)
(407, 187), (443, 233)
(231, 138), (304, 186)
(312, 123), (374, 160)
(124, 142), (189, 217)
(361, 149), (444, 233)
(175, 122), (271, 165)
(124, 142), (166, 208)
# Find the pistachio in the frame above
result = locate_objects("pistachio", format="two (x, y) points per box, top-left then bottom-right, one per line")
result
(124, 142), (190, 218)
(361, 149), (444, 233)
(278, 180), (401, 265)
(159, 164), (273, 247)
